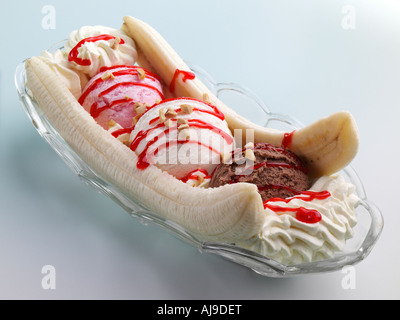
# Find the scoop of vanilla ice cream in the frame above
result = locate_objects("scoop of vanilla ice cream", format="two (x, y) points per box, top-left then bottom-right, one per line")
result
(129, 98), (235, 180)
(64, 26), (137, 77)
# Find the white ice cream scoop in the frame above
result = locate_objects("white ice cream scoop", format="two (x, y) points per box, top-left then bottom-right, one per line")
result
(129, 98), (235, 180)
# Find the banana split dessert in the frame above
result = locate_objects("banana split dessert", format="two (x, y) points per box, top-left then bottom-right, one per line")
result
(25, 16), (360, 266)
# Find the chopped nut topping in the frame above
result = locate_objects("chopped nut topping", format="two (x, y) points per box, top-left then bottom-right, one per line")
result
(164, 119), (173, 128)
(120, 137), (130, 146)
(101, 71), (114, 81)
(197, 174), (205, 184)
(132, 115), (142, 126)
(125, 96), (132, 101)
(177, 118), (188, 125)
(245, 148), (256, 162)
(159, 108), (166, 123)
(203, 93), (210, 103)
(244, 142), (254, 149)
(133, 102), (143, 109)
(107, 119), (117, 128)
(180, 104), (193, 114)
(165, 108), (178, 119)
(178, 129), (191, 141)
(178, 124), (190, 132)
(137, 68), (146, 80)
(111, 36), (120, 50)
(155, 99), (161, 104)
(221, 153), (233, 164)
(135, 105), (147, 115)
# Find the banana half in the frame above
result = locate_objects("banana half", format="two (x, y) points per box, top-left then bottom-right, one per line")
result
(25, 16), (359, 244)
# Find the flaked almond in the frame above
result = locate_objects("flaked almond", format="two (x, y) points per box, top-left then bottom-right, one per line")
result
(177, 118), (188, 125)
(125, 96), (132, 101)
(245, 148), (256, 162)
(180, 104), (193, 114)
(159, 108), (166, 123)
(137, 68), (146, 80)
(107, 119), (117, 128)
(165, 108), (178, 119)
(244, 142), (254, 149)
(155, 99), (161, 104)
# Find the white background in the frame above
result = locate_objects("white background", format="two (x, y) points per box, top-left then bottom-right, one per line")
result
(0, 0), (399, 299)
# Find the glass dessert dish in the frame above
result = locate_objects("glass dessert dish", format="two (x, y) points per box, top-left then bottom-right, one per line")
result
(15, 51), (384, 278)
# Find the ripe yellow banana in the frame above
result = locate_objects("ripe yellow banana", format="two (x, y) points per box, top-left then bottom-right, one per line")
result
(122, 16), (359, 179)
(25, 16), (359, 246)
(26, 56), (265, 242)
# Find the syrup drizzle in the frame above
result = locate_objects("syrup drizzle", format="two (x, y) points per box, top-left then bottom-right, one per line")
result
(282, 131), (296, 149)
(131, 98), (230, 170)
(78, 66), (165, 119)
(180, 169), (211, 183)
(68, 35), (125, 66)
(169, 69), (196, 94)
(148, 98), (225, 125)
(263, 190), (331, 224)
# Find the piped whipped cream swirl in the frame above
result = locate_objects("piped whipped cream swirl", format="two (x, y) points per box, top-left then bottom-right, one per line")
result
(40, 49), (86, 99)
(64, 26), (137, 77)
(239, 174), (359, 266)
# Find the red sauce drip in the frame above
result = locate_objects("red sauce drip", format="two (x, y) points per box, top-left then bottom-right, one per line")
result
(266, 190), (331, 204)
(131, 120), (232, 151)
(98, 82), (164, 99)
(282, 130), (296, 149)
(90, 97), (133, 118)
(111, 127), (134, 138)
(263, 190), (331, 224)
(146, 98), (225, 122)
(249, 143), (308, 174)
(131, 118), (231, 170)
(68, 35), (125, 66)
(180, 169), (211, 183)
(264, 204), (322, 224)
(258, 184), (301, 195)
(99, 65), (162, 81)
(229, 159), (308, 185)
(136, 139), (219, 170)
(78, 66), (164, 106)
(169, 69), (196, 94)
(186, 119), (233, 144)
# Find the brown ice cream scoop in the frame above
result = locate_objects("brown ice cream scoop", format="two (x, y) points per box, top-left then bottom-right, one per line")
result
(209, 143), (311, 202)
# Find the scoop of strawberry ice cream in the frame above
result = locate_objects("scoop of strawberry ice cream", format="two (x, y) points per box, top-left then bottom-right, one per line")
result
(78, 65), (164, 129)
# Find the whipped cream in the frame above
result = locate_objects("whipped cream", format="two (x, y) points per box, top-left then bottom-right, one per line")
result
(238, 174), (359, 265)
(64, 26), (137, 78)
(40, 49), (87, 99)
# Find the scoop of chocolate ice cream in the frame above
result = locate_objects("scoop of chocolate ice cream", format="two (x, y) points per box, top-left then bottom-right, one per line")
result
(209, 143), (311, 202)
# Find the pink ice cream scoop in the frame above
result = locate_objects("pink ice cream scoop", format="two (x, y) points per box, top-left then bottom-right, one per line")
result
(78, 65), (164, 129)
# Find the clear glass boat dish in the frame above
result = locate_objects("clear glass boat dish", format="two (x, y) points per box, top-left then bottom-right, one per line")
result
(15, 54), (384, 278)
